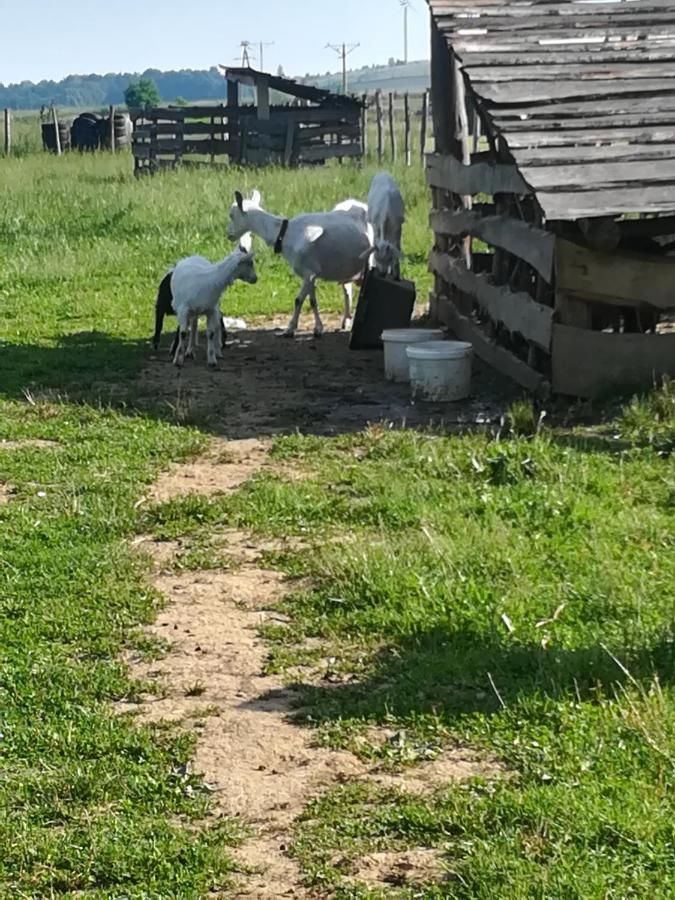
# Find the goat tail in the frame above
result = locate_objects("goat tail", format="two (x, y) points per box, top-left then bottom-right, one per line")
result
(153, 270), (174, 350)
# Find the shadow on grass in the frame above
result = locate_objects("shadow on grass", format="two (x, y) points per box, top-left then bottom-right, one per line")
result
(0, 331), (149, 402)
(252, 626), (675, 724)
(0, 327), (523, 439)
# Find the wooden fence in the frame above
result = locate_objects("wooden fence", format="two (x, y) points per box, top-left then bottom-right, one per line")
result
(131, 102), (363, 172)
(360, 90), (431, 165)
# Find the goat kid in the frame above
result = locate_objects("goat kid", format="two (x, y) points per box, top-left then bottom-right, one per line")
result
(171, 243), (257, 368)
(153, 270), (227, 356)
(367, 172), (405, 279)
(228, 190), (372, 337)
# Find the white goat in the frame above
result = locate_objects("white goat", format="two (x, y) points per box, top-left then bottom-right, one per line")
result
(332, 198), (375, 328)
(367, 172), (405, 279)
(227, 190), (372, 337)
(171, 240), (257, 368)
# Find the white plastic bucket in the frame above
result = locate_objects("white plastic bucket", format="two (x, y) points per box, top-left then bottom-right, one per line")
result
(407, 340), (473, 401)
(381, 328), (445, 382)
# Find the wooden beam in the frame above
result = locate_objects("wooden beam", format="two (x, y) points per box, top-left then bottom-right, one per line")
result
(552, 324), (675, 397)
(431, 18), (458, 156)
(283, 120), (296, 166)
(434, 295), (549, 394)
(426, 152), (531, 197)
(227, 79), (239, 108)
(430, 250), (553, 350)
(420, 90), (428, 162)
(52, 107), (62, 156)
(556, 238), (675, 310)
(539, 185), (675, 220)
(3, 108), (10, 156)
(430, 208), (555, 282)
(257, 78), (270, 121)
(109, 105), (115, 152)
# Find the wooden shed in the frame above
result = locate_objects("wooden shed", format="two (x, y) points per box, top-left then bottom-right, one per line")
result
(426, 0), (675, 398)
(132, 67), (362, 173)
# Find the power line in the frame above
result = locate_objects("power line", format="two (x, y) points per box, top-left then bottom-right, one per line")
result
(325, 42), (359, 94)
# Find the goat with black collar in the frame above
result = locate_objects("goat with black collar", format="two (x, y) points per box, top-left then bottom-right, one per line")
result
(227, 190), (373, 338)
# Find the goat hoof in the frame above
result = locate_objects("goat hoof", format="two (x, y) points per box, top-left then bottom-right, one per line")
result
(313, 329), (324, 339)
(280, 330), (296, 339)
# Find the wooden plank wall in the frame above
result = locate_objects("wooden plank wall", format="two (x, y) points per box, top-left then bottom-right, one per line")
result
(427, 38), (555, 392)
(429, 0), (675, 220)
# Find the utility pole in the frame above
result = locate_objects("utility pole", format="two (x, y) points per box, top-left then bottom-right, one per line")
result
(325, 42), (359, 94)
(400, 0), (411, 64)
(259, 41), (275, 73)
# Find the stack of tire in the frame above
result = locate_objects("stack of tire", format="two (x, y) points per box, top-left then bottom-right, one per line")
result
(110, 111), (132, 149)
(41, 120), (71, 153)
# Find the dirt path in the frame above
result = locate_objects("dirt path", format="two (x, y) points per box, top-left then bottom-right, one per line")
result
(125, 438), (502, 897)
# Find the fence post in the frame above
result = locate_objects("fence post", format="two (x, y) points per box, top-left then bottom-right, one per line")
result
(109, 104), (116, 152)
(52, 106), (62, 155)
(3, 108), (10, 156)
(404, 93), (411, 166)
(375, 90), (383, 163)
(361, 92), (368, 160)
(420, 90), (428, 163)
(388, 92), (397, 163)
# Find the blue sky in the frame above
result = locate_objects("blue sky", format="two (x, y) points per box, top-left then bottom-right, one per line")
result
(2, 0), (430, 84)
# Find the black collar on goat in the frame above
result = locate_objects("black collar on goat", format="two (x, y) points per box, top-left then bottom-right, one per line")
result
(274, 219), (290, 254)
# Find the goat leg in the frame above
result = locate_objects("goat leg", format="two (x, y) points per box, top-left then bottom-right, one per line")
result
(341, 283), (353, 331)
(173, 313), (190, 367)
(283, 279), (311, 337)
(308, 281), (324, 338)
(206, 308), (220, 369)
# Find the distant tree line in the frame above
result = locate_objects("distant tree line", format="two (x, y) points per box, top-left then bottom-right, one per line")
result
(0, 68), (228, 110)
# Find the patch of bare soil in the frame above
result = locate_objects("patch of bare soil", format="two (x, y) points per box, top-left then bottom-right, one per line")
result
(0, 439), (59, 451)
(148, 438), (272, 504)
(123, 444), (503, 897)
(138, 325), (519, 439)
(346, 848), (448, 891)
(0, 483), (15, 504)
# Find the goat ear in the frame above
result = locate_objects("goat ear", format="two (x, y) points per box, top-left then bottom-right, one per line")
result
(359, 246), (374, 262)
(250, 189), (262, 207)
(238, 232), (253, 253)
(235, 190), (244, 211)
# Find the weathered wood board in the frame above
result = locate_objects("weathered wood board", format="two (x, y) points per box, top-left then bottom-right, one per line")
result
(552, 324), (675, 397)
(434, 295), (549, 394)
(556, 239), (675, 310)
(430, 250), (553, 349)
(430, 208), (555, 281)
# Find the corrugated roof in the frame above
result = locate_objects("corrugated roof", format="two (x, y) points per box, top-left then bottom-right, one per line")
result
(429, 0), (675, 219)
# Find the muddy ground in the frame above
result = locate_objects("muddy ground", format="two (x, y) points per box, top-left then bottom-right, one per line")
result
(137, 318), (522, 438)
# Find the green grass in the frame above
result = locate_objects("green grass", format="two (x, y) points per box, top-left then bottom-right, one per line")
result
(143, 403), (675, 897)
(2, 146), (674, 897)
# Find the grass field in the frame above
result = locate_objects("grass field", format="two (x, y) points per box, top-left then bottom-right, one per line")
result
(1, 148), (674, 897)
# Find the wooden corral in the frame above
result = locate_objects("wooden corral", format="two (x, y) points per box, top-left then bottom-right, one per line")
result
(131, 67), (363, 174)
(426, 0), (675, 398)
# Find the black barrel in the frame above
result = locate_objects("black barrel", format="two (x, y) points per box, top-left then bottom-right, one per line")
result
(71, 113), (102, 151)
